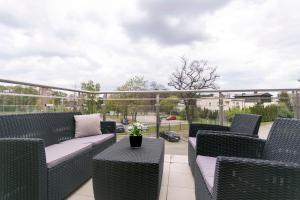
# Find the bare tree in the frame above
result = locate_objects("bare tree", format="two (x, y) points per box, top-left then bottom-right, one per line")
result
(168, 57), (219, 123)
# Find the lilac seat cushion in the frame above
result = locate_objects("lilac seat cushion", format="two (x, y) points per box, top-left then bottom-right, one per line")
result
(196, 155), (217, 193)
(45, 143), (92, 168)
(189, 137), (196, 149)
(62, 134), (114, 146)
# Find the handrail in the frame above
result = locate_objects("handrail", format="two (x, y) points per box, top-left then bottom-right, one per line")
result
(0, 92), (84, 100)
(0, 78), (299, 94)
(0, 78), (94, 94)
(97, 88), (300, 94)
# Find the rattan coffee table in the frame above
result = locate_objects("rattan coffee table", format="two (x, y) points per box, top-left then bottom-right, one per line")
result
(93, 137), (165, 200)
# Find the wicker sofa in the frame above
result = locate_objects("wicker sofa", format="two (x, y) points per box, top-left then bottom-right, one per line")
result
(188, 114), (262, 176)
(194, 118), (300, 200)
(0, 112), (116, 200)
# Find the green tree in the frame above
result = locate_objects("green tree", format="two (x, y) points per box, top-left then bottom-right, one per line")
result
(51, 91), (67, 104)
(198, 108), (209, 119)
(277, 103), (294, 118)
(105, 76), (147, 121)
(50, 91), (68, 111)
(160, 96), (179, 114)
(228, 102), (294, 123)
(81, 80), (101, 114)
(226, 107), (251, 122)
(0, 85), (40, 113)
(278, 92), (293, 111)
(117, 76), (146, 121)
(106, 78), (168, 121)
(208, 110), (219, 120)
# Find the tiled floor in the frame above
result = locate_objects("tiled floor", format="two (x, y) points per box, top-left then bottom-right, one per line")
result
(67, 154), (195, 200)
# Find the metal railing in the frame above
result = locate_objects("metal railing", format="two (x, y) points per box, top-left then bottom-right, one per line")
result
(1, 78), (300, 139)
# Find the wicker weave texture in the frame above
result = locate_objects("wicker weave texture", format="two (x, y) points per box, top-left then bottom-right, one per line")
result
(194, 118), (300, 200)
(91, 135), (116, 157)
(49, 134), (116, 200)
(189, 124), (229, 138)
(0, 139), (47, 200)
(48, 148), (93, 200)
(101, 121), (116, 134)
(195, 160), (212, 200)
(0, 112), (116, 200)
(188, 140), (197, 176)
(230, 113), (262, 136)
(196, 133), (265, 158)
(262, 118), (300, 163)
(0, 112), (80, 147)
(212, 156), (300, 200)
(93, 137), (164, 200)
(188, 114), (262, 177)
(188, 124), (230, 177)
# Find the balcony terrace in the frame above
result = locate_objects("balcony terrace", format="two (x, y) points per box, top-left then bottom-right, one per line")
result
(0, 78), (299, 200)
(68, 124), (272, 200)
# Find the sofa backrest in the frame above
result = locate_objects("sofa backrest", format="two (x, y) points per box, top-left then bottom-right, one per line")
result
(230, 114), (262, 136)
(0, 112), (81, 146)
(262, 118), (300, 164)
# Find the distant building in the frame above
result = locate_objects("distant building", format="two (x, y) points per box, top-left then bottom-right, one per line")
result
(234, 92), (272, 103)
(176, 92), (275, 112)
(176, 101), (185, 111)
(196, 98), (219, 110)
(196, 97), (246, 111)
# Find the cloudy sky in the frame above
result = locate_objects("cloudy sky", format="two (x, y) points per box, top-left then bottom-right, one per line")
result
(1, 0), (300, 91)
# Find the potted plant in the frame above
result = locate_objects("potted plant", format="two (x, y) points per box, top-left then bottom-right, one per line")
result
(129, 122), (143, 148)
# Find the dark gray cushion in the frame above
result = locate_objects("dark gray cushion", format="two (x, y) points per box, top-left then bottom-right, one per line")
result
(189, 137), (196, 149)
(62, 134), (114, 146)
(45, 143), (92, 168)
(196, 155), (217, 193)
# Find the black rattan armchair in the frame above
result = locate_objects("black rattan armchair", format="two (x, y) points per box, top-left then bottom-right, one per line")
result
(188, 114), (262, 175)
(194, 118), (300, 200)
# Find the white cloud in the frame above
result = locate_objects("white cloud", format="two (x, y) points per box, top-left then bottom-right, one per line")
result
(0, 0), (300, 91)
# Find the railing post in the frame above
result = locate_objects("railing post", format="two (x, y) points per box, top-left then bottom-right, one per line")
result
(40, 87), (50, 112)
(77, 92), (84, 112)
(155, 94), (160, 139)
(101, 94), (107, 121)
(73, 92), (78, 111)
(218, 92), (224, 125)
(2, 95), (4, 112)
(60, 98), (64, 112)
(293, 91), (300, 119)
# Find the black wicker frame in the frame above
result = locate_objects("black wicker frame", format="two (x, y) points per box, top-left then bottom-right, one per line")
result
(0, 112), (116, 200)
(194, 118), (300, 200)
(188, 114), (262, 176)
(93, 137), (165, 200)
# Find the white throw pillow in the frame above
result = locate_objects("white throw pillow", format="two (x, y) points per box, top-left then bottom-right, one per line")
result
(74, 114), (101, 138)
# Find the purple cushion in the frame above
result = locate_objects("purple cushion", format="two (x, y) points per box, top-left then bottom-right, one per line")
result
(189, 137), (196, 149)
(45, 143), (92, 168)
(62, 134), (114, 146)
(196, 155), (217, 193)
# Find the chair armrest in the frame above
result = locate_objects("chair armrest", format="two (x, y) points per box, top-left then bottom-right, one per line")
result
(213, 156), (300, 200)
(101, 121), (116, 134)
(189, 123), (230, 137)
(0, 138), (47, 200)
(199, 130), (259, 138)
(196, 132), (265, 158)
